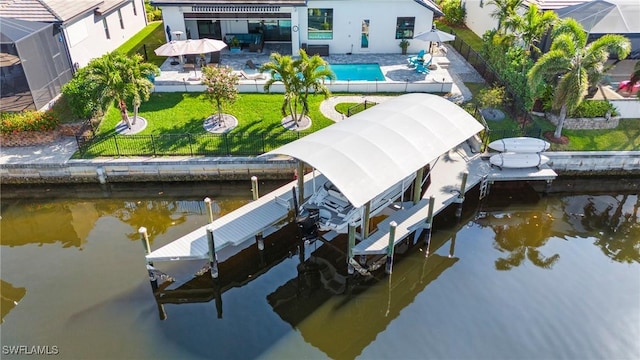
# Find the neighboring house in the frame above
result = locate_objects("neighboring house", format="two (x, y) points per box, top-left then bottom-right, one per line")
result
(150, 0), (443, 55)
(462, 0), (586, 39)
(0, 0), (148, 112)
(553, 0), (640, 58)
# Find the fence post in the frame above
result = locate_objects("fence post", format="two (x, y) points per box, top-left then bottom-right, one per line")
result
(150, 134), (157, 156)
(113, 134), (120, 156)
(188, 133), (194, 156)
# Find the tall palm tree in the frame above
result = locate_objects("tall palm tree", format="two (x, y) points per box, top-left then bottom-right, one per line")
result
(261, 49), (334, 127)
(527, 18), (630, 139)
(487, 0), (523, 33)
(87, 53), (130, 127)
(124, 54), (160, 126)
(86, 52), (159, 129)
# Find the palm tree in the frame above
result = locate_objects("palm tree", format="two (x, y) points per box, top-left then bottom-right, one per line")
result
(124, 54), (160, 126)
(86, 53), (130, 127)
(487, 0), (523, 33)
(527, 18), (630, 139)
(517, 5), (557, 55)
(261, 49), (334, 127)
(86, 52), (159, 129)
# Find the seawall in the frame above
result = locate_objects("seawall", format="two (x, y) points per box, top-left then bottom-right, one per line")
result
(1, 152), (639, 184)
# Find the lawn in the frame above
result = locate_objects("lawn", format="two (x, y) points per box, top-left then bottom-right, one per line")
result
(80, 93), (335, 157)
(116, 21), (167, 67)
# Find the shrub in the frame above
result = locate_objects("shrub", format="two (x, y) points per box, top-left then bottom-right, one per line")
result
(476, 85), (507, 109)
(1, 110), (60, 134)
(570, 100), (618, 118)
(144, 0), (162, 22)
(439, 0), (467, 27)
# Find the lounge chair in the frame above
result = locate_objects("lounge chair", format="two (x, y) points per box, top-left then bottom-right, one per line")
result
(415, 63), (429, 74)
(239, 70), (266, 80)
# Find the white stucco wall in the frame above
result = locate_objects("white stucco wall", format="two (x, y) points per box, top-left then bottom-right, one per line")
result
(461, 0), (498, 38)
(158, 0), (436, 55)
(301, 0), (435, 54)
(65, 0), (147, 67)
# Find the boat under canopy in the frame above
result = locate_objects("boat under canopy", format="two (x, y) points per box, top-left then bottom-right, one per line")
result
(263, 93), (485, 208)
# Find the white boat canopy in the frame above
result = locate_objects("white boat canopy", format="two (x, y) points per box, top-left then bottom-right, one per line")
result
(263, 93), (485, 208)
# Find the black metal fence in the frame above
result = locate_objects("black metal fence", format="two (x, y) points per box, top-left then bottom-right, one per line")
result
(346, 100), (377, 117)
(76, 130), (312, 157)
(447, 30), (530, 122)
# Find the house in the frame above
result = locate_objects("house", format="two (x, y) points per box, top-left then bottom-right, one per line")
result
(553, 0), (640, 58)
(0, 0), (148, 112)
(462, 0), (587, 39)
(150, 0), (443, 55)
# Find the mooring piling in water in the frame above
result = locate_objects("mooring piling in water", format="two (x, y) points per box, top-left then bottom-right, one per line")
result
(204, 197), (214, 223)
(251, 176), (259, 200)
(385, 221), (397, 274)
(423, 196), (435, 256)
(139, 226), (158, 290)
(206, 227), (219, 279)
(347, 223), (356, 275)
(455, 171), (468, 218)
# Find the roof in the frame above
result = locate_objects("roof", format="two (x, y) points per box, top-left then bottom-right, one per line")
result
(263, 93), (485, 208)
(0, 16), (50, 43)
(149, 0), (307, 5)
(555, 0), (640, 33)
(0, 0), (119, 23)
(414, 0), (444, 17)
(522, 0), (589, 10)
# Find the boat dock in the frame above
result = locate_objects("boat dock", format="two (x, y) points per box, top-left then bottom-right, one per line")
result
(351, 143), (557, 256)
(145, 171), (325, 263)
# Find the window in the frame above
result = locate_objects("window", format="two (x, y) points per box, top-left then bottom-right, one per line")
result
(361, 20), (369, 48)
(118, 9), (124, 29)
(132, 0), (137, 16)
(308, 8), (333, 40)
(103, 18), (110, 39)
(395, 17), (415, 39)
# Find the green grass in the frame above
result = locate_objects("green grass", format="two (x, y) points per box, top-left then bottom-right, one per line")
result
(115, 21), (167, 67)
(79, 93), (336, 157)
(435, 22), (484, 52)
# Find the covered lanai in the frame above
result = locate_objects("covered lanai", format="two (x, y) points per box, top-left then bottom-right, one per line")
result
(264, 93), (485, 209)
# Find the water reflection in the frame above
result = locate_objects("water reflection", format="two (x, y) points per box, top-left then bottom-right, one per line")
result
(1, 280), (26, 324)
(267, 227), (459, 359)
(476, 210), (560, 270)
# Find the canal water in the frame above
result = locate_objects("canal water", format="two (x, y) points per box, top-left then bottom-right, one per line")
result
(1, 179), (638, 359)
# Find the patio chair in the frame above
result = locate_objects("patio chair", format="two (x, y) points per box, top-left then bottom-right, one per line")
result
(407, 50), (426, 67)
(415, 63), (429, 74)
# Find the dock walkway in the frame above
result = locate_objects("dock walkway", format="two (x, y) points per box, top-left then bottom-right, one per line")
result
(352, 144), (557, 256)
(146, 172), (325, 262)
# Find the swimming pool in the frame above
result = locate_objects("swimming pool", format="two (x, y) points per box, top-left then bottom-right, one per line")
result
(326, 63), (385, 81)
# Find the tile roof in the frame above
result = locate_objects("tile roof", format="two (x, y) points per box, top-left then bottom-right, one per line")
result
(0, 0), (111, 23)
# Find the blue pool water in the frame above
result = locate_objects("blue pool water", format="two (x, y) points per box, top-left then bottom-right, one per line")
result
(326, 63), (385, 81)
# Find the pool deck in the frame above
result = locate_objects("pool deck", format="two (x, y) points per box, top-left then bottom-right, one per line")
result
(153, 43), (483, 95)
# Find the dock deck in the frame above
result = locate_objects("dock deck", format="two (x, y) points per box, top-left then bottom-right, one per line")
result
(352, 144), (557, 255)
(146, 172), (326, 262)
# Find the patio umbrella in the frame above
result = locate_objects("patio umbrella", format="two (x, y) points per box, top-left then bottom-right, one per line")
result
(413, 28), (456, 43)
(154, 40), (188, 64)
(181, 39), (227, 55)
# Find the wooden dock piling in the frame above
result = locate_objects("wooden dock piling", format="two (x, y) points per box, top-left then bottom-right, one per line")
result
(139, 227), (158, 290)
(347, 224), (356, 275)
(206, 227), (219, 279)
(204, 197), (214, 223)
(423, 196), (435, 256)
(386, 221), (397, 274)
(456, 171), (468, 218)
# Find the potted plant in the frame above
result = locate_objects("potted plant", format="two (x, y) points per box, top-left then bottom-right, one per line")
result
(230, 37), (241, 53)
(399, 39), (410, 55)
